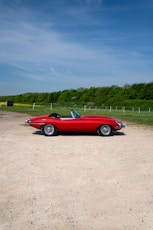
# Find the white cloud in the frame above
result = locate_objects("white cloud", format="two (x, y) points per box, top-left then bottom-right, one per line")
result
(50, 67), (58, 76)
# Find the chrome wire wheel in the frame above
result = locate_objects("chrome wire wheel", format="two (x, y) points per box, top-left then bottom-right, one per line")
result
(98, 125), (112, 136)
(43, 124), (57, 136)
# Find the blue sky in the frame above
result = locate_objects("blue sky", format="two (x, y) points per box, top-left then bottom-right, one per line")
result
(0, 0), (153, 95)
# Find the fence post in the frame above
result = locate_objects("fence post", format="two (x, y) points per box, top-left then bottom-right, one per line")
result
(110, 106), (112, 112)
(32, 102), (35, 110)
(50, 102), (53, 110)
(84, 105), (86, 112)
(138, 107), (140, 113)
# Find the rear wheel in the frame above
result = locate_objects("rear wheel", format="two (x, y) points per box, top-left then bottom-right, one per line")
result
(42, 124), (57, 136)
(97, 125), (112, 136)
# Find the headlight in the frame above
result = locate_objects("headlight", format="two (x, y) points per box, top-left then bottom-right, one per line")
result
(116, 120), (125, 128)
(116, 120), (122, 127)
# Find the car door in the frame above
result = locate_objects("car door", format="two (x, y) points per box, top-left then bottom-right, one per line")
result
(59, 117), (86, 132)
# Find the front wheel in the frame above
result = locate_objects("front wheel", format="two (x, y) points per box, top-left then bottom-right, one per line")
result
(97, 125), (113, 136)
(42, 124), (57, 136)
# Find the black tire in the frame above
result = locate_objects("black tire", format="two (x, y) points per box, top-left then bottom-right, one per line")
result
(41, 126), (44, 135)
(97, 125), (113, 136)
(42, 124), (57, 136)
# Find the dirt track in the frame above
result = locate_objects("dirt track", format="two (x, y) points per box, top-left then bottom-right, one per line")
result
(0, 111), (153, 230)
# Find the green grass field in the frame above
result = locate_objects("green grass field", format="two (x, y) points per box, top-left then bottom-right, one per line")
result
(0, 103), (153, 126)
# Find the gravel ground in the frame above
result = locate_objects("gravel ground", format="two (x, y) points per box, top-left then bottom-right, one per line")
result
(0, 111), (153, 230)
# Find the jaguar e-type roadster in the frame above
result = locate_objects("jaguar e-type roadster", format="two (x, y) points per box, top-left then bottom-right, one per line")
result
(25, 109), (125, 136)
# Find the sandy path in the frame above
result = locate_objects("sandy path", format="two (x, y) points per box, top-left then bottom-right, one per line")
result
(0, 111), (153, 230)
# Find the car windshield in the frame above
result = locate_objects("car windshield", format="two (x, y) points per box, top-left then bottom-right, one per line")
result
(71, 109), (81, 118)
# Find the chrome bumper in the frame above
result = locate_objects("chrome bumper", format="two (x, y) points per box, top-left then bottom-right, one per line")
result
(25, 119), (30, 125)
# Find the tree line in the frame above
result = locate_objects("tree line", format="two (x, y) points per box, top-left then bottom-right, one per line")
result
(1, 82), (153, 108)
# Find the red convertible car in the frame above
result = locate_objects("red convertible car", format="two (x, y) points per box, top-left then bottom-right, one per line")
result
(25, 109), (125, 136)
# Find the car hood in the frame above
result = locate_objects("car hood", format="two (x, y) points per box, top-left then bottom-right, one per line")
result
(32, 115), (49, 119)
(28, 115), (49, 122)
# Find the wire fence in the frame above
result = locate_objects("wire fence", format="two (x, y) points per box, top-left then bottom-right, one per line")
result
(0, 101), (153, 113)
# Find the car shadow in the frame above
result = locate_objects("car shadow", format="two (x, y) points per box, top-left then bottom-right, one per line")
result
(113, 131), (125, 136)
(33, 131), (125, 137)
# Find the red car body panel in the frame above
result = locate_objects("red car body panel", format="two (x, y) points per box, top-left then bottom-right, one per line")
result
(25, 110), (124, 136)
